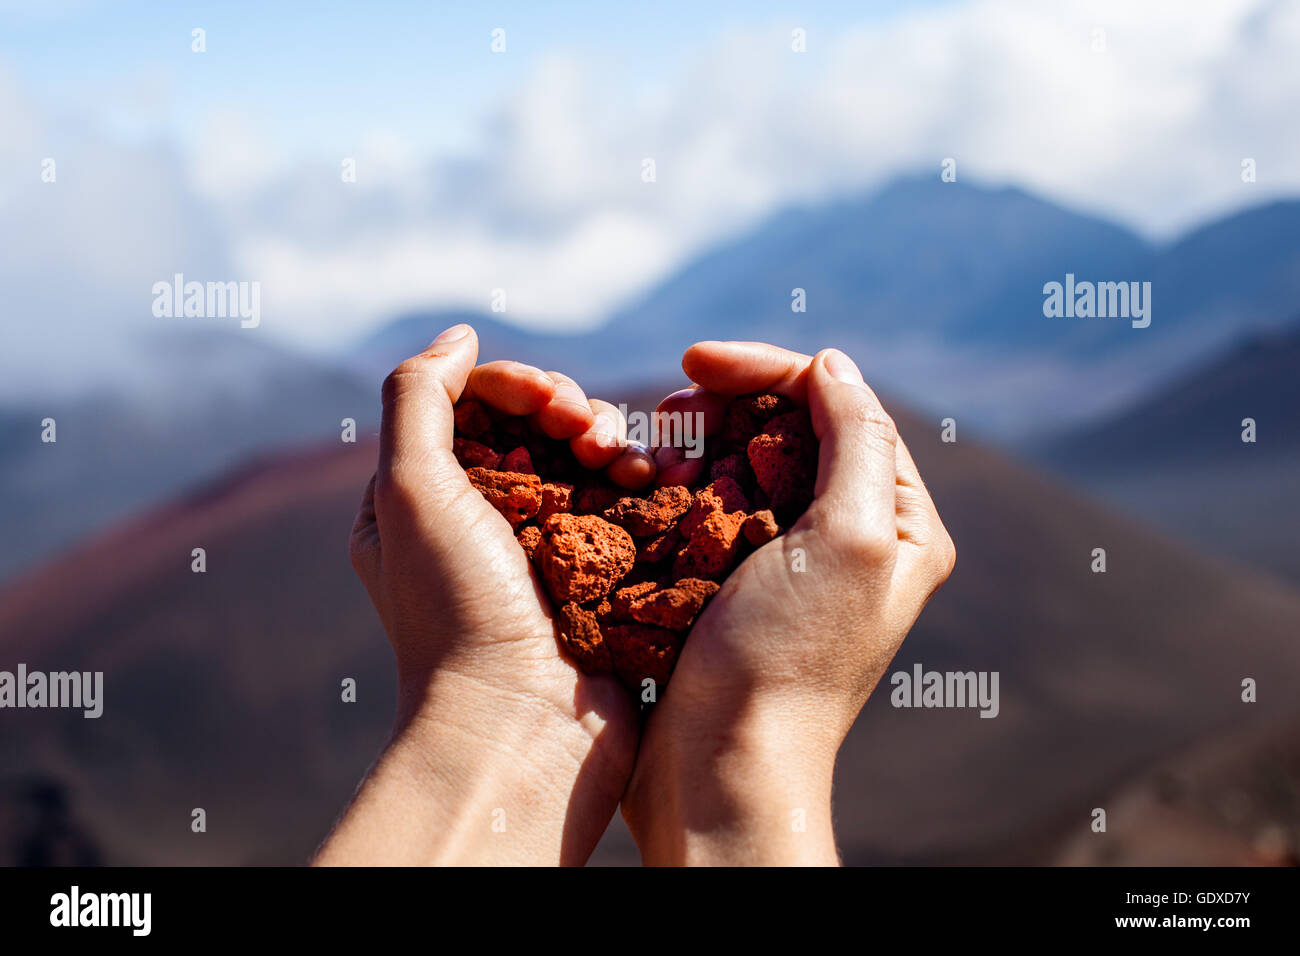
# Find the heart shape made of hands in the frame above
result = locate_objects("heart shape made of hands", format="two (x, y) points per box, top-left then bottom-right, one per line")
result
(454, 392), (819, 696)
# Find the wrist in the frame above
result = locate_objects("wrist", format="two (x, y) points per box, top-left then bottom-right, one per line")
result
(317, 667), (631, 865)
(623, 706), (841, 866)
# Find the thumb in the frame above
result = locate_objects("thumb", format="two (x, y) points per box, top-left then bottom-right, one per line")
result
(804, 348), (898, 542)
(376, 323), (479, 518)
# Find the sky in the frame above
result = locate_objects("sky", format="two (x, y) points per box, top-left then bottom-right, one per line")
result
(1, 0), (951, 157)
(1, 0), (1298, 391)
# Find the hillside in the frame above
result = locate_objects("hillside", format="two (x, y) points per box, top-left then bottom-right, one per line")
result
(2, 388), (1299, 865)
(1029, 323), (1300, 584)
(1053, 714), (1300, 866)
(9, 178), (1294, 584)
(0, 328), (377, 585)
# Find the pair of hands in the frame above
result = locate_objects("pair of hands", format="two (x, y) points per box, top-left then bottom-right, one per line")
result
(313, 323), (954, 866)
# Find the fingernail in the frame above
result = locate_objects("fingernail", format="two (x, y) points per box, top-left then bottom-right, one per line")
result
(510, 361), (550, 383)
(662, 386), (699, 403)
(553, 381), (587, 405)
(824, 349), (863, 384)
(432, 323), (471, 346)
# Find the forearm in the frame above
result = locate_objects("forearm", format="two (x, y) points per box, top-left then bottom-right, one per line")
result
(623, 710), (841, 866)
(313, 670), (620, 866)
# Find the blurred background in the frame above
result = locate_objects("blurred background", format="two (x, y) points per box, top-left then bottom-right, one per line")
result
(1, 0), (1298, 865)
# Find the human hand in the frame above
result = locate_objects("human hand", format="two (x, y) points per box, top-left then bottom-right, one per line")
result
(315, 324), (644, 866)
(622, 342), (955, 865)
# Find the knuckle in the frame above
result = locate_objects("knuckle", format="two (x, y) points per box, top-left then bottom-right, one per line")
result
(842, 400), (898, 449)
(860, 410), (898, 448)
(347, 524), (381, 582)
(826, 515), (895, 564)
(380, 357), (428, 407)
(933, 527), (957, 581)
(347, 534), (369, 577)
(851, 527), (897, 564)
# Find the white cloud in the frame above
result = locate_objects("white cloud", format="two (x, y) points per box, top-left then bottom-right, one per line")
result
(226, 0), (1300, 346)
(0, 66), (235, 397)
(189, 110), (289, 201)
(235, 212), (677, 340)
(2, 0), (1300, 386)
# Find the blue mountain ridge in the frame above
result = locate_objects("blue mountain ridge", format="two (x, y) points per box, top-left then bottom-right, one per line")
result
(356, 177), (1300, 438)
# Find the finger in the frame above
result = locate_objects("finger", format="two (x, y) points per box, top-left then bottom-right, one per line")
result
(653, 444), (706, 488)
(892, 435), (935, 531)
(462, 361), (555, 415)
(531, 371), (597, 439)
(607, 442), (657, 490)
(681, 341), (814, 402)
(655, 385), (727, 439)
(349, 472), (381, 577)
(347, 472), (388, 619)
(802, 348), (898, 542)
(350, 472), (378, 539)
(891, 427), (955, 585)
(890, 425), (946, 545)
(570, 398), (628, 470)
(377, 323), (479, 515)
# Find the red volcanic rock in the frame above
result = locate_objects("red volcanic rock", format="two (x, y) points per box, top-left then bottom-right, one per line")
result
(710, 452), (749, 484)
(628, 577), (719, 630)
(637, 526), (681, 564)
(502, 447), (534, 474)
(572, 484), (621, 516)
(612, 580), (659, 621)
(722, 392), (795, 449)
(673, 509), (746, 581)
(534, 514), (636, 604)
(679, 476), (751, 539)
(452, 391), (819, 698)
(454, 400), (493, 438)
(466, 467), (541, 528)
(747, 410), (817, 516)
(453, 438), (503, 470)
(516, 525), (543, 561)
(604, 624), (683, 691)
(603, 486), (692, 536)
(744, 509), (780, 546)
(538, 482), (573, 523)
(556, 602), (612, 673)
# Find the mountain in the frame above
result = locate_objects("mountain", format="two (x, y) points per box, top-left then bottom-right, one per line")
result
(0, 441), (388, 866)
(1033, 321), (1300, 468)
(1028, 322), (1300, 584)
(1053, 715), (1300, 866)
(7, 178), (1299, 588)
(1146, 200), (1300, 356)
(3, 389), (1298, 865)
(356, 178), (1300, 438)
(605, 177), (1151, 357)
(0, 328), (378, 583)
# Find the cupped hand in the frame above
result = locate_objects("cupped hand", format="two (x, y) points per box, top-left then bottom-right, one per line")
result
(317, 324), (641, 866)
(623, 342), (956, 865)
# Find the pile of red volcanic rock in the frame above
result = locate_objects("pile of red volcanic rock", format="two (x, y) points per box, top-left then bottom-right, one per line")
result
(453, 393), (818, 696)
